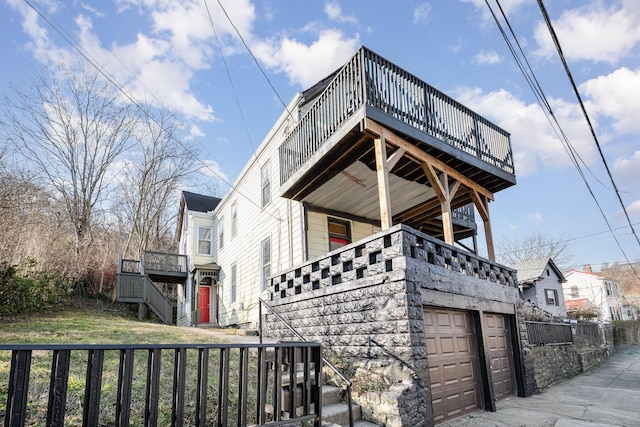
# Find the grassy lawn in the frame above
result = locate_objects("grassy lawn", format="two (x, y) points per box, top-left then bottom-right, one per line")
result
(0, 297), (230, 346)
(0, 298), (269, 426)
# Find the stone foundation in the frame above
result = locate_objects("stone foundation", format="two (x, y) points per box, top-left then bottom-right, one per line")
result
(264, 225), (527, 426)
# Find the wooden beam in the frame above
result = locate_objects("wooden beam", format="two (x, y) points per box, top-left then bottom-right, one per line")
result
(365, 119), (495, 201)
(374, 137), (393, 230)
(421, 162), (446, 203)
(386, 147), (406, 171)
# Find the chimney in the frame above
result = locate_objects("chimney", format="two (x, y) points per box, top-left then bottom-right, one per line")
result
(583, 265), (593, 274)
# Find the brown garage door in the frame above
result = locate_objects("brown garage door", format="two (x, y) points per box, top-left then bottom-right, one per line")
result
(484, 313), (514, 401)
(424, 307), (480, 423)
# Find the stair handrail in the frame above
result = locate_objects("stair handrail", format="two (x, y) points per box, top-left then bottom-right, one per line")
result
(258, 298), (354, 427)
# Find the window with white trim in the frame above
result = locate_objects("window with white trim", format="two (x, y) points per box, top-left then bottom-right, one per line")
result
(197, 226), (212, 255)
(261, 162), (271, 208)
(218, 217), (225, 250)
(231, 201), (238, 237)
(230, 262), (237, 304)
(261, 237), (271, 291)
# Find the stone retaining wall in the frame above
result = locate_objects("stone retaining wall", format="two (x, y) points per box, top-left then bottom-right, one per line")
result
(578, 347), (611, 372)
(264, 224), (527, 426)
(531, 344), (581, 390)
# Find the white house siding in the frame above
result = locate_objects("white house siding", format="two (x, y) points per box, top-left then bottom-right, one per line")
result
(307, 210), (380, 260)
(211, 96), (306, 328)
(563, 271), (626, 322)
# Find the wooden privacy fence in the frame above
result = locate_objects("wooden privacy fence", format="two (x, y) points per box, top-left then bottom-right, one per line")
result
(525, 321), (573, 346)
(1, 342), (322, 427)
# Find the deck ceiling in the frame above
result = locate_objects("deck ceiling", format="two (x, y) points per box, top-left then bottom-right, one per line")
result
(302, 160), (436, 222)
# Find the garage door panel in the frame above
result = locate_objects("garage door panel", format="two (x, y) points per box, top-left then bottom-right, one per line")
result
(424, 307), (480, 423)
(484, 313), (515, 401)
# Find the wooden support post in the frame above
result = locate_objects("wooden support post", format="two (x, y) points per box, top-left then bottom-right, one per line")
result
(440, 173), (454, 246)
(374, 137), (393, 230)
(470, 189), (495, 261)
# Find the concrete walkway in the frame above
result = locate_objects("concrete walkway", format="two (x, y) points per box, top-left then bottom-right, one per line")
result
(443, 346), (640, 427)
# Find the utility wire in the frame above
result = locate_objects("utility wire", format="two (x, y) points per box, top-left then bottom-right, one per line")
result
(485, 0), (640, 280)
(536, 0), (640, 249)
(213, 0), (296, 121)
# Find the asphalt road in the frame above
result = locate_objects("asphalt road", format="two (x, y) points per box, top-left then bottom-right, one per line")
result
(443, 346), (640, 427)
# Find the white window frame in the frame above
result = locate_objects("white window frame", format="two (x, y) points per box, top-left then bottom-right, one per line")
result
(197, 225), (212, 255)
(231, 201), (238, 237)
(545, 289), (558, 306)
(218, 217), (225, 250)
(261, 161), (271, 208)
(261, 237), (271, 291)
(230, 262), (237, 304)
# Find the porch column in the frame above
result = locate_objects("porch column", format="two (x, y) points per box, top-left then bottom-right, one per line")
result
(374, 137), (393, 230)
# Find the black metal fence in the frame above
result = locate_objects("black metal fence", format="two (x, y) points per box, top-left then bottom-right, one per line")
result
(1, 342), (322, 427)
(525, 321), (573, 346)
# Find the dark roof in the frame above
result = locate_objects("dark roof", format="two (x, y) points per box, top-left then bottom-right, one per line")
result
(513, 258), (566, 286)
(182, 191), (221, 213)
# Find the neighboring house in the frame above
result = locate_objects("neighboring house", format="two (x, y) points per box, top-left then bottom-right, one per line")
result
(118, 46), (537, 425)
(564, 297), (598, 318)
(564, 265), (629, 322)
(515, 258), (567, 317)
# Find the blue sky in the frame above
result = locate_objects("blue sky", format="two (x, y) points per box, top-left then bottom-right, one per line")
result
(2, 0), (640, 270)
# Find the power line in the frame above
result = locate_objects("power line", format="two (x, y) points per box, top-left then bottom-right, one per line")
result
(24, 0), (282, 222)
(536, 0), (640, 250)
(486, 0), (640, 280)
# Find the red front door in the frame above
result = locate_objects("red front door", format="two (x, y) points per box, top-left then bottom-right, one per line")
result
(199, 286), (210, 323)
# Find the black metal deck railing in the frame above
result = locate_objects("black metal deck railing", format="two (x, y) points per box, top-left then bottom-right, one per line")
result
(525, 321), (573, 346)
(280, 46), (514, 185)
(1, 342), (322, 427)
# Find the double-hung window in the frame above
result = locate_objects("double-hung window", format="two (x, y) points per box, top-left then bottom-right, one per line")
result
(261, 162), (271, 208)
(230, 262), (237, 303)
(218, 217), (225, 249)
(261, 238), (271, 291)
(545, 289), (558, 306)
(231, 201), (238, 237)
(197, 226), (212, 255)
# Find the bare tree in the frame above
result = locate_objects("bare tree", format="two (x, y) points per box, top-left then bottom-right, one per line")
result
(497, 232), (574, 272)
(2, 65), (137, 277)
(117, 113), (194, 258)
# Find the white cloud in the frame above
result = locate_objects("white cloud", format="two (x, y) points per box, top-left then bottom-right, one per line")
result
(625, 199), (640, 218)
(526, 212), (543, 225)
(533, 1), (640, 64)
(413, 3), (432, 25)
(200, 159), (228, 182)
(459, 0), (528, 25)
(580, 67), (640, 134)
(324, 2), (358, 25)
(253, 29), (359, 88)
(474, 50), (502, 65)
(613, 151), (640, 186)
(453, 87), (596, 176)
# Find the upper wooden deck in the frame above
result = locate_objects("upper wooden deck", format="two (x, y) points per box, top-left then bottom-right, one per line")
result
(278, 47), (515, 240)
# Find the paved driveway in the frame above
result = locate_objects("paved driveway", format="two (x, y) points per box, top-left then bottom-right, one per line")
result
(443, 346), (640, 427)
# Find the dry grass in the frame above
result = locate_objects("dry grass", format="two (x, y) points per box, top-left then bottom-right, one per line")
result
(0, 298), (268, 426)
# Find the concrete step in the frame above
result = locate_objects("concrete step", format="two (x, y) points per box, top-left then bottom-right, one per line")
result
(322, 422), (379, 427)
(321, 401), (362, 426)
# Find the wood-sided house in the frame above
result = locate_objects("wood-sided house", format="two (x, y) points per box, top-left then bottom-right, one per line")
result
(118, 47), (536, 425)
